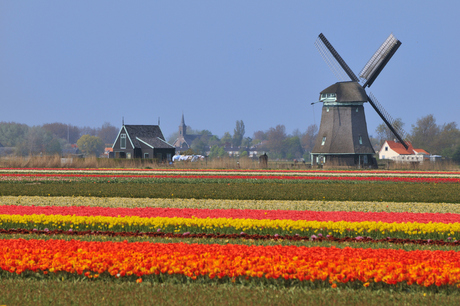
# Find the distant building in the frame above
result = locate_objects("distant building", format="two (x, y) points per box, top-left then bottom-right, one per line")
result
(379, 140), (430, 163)
(172, 114), (261, 158)
(111, 123), (175, 161)
(62, 144), (80, 156)
(102, 147), (113, 158)
(173, 114), (215, 154)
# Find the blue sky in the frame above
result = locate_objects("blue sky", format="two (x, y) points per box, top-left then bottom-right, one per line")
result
(1, 1), (459, 140)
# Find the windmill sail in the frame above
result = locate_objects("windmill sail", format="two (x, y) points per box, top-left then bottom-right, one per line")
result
(360, 34), (401, 88)
(315, 33), (359, 82)
(367, 92), (409, 149)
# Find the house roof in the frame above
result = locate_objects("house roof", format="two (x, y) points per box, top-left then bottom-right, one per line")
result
(123, 125), (174, 149)
(381, 140), (430, 156)
(381, 140), (413, 155)
(320, 81), (368, 103)
(414, 149), (430, 155)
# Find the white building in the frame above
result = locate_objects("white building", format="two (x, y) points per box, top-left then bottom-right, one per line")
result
(379, 140), (430, 163)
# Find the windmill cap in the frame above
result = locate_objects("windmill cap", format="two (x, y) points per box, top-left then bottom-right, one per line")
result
(320, 81), (367, 103)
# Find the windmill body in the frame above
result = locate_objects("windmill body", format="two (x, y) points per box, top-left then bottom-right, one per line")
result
(311, 33), (407, 168)
(312, 82), (375, 166)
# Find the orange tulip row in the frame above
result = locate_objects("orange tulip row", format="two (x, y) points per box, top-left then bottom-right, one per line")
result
(1, 238), (460, 288)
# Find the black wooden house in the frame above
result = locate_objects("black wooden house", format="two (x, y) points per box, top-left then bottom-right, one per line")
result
(111, 124), (175, 161)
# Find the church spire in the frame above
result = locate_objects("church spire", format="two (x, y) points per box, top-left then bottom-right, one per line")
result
(179, 112), (186, 136)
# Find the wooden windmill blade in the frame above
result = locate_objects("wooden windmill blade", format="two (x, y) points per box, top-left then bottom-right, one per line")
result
(367, 92), (409, 150)
(360, 34), (401, 88)
(315, 33), (359, 82)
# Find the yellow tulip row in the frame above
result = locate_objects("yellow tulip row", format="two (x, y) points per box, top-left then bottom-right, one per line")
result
(1, 213), (459, 239)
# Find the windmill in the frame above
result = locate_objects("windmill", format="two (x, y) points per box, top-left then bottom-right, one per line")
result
(311, 33), (408, 167)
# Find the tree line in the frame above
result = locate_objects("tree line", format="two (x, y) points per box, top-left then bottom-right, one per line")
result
(375, 114), (460, 162)
(0, 122), (118, 156)
(168, 114), (460, 163)
(167, 120), (319, 161)
(2, 114), (459, 163)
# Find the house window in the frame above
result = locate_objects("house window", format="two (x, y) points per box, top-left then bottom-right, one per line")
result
(321, 136), (326, 145)
(385, 147), (388, 151)
(356, 108), (359, 112)
(359, 136), (363, 145)
(120, 134), (126, 149)
(144, 153), (149, 159)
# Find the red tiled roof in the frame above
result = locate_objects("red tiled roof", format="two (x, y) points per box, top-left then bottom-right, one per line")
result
(383, 140), (414, 155)
(382, 140), (430, 156)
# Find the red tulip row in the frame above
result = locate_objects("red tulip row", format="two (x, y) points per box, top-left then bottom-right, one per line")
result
(1, 172), (459, 183)
(1, 238), (460, 288)
(2, 205), (460, 224)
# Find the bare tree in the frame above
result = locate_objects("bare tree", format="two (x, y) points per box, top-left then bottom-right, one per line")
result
(97, 122), (119, 145)
(266, 125), (287, 156)
(301, 124), (318, 153)
(375, 118), (406, 146)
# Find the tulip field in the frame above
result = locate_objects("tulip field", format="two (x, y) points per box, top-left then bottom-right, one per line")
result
(1, 167), (460, 305)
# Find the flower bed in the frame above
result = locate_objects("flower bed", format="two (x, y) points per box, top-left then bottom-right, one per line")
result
(3, 196), (460, 214)
(2, 205), (460, 241)
(2, 239), (460, 290)
(1, 168), (460, 293)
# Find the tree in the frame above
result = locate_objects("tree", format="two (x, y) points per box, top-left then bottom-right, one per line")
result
(45, 138), (62, 155)
(42, 122), (80, 144)
(410, 115), (440, 154)
(79, 126), (98, 137)
(241, 137), (252, 148)
(209, 145), (228, 158)
(97, 122), (119, 145)
(375, 118), (406, 146)
(301, 124), (318, 153)
(436, 122), (460, 158)
(233, 120), (245, 147)
(77, 135), (105, 156)
(208, 135), (221, 147)
(266, 125), (287, 157)
(283, 136), (303, 160)
(252, 131), (267, 142)
(167, 131), (179, 144)
(453, 145), (460, 164)
(25, 126), (46, 155)
(0, 122), (29, 147)
(191, 138), (207, 155)
(221, 132), (232, 145)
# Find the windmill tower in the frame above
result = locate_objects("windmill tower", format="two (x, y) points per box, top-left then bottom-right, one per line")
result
(311, 33), (408, 168)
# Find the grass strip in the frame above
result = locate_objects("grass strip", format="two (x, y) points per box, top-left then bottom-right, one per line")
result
(2, 229), (460, 247)
(1, 181), (460, 202)
(2, 234), (460, 252)
(2, 278), (460, 306)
